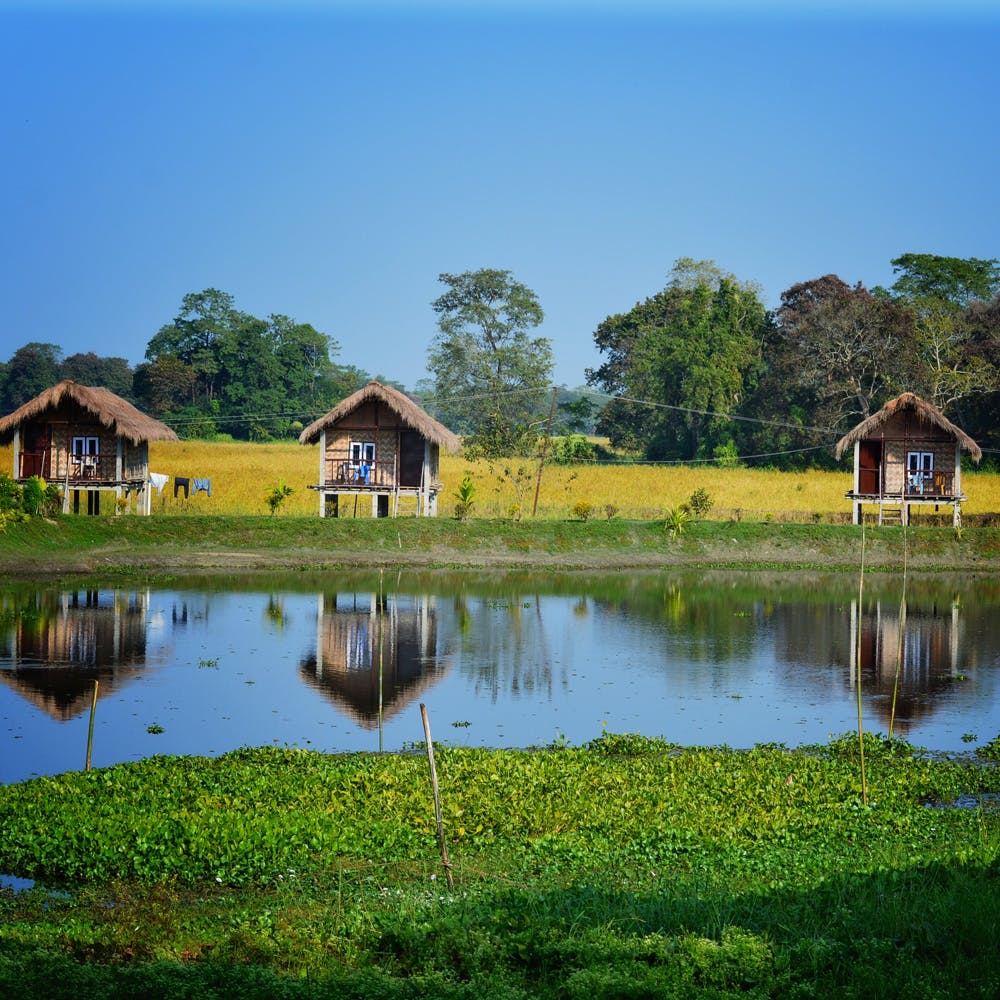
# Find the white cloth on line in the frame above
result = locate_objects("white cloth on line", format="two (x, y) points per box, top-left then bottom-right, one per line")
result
(149, 472), (170, 495)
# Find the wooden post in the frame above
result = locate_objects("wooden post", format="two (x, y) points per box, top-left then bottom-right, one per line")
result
(420, 703), (454, 889)
(85, 679), (99, 770)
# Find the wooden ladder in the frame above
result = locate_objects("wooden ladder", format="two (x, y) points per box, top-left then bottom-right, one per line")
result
(879, 503), (903, 526)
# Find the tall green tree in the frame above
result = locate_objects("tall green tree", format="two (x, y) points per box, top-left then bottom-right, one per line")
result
(145, 289), (238, 407)
(428, 268), (552, 457)
(60, 352), (134, 400)
(587, 259), (769, 461)
(1, 343), (62, 410)
(885, 253), (1000, 308)
(881, 254), (1000, 413)
(772, 275), (915, 427)
(140, 289), (348, 439)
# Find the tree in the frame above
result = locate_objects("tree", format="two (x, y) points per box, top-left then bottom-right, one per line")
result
(587, 259), (769, 461)
(879, 254), (1000, 414)
(141, 289), (348, 439)
(60, 352), (134, 399)
(132, 355), (197, 417)
(773, 275), (915, 428)
(428, 269), (552, 457)
(145, 289), (238, 407)
(1, 343), (62, 410)
(884, 253), (1000, 308)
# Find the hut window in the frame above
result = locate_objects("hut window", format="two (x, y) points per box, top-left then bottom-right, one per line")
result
(907, 451), (933, 492)
(72, 436), (100, 459)
(350, 441), (375, 464)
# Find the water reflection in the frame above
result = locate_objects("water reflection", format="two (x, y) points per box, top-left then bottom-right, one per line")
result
(848, 598), (964, 733)
(0, 572), (997, 783)
(0, 589), (163, 720)
(299, 592), (452, 728)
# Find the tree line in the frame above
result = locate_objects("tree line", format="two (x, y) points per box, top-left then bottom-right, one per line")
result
(1, 253), (997, 467)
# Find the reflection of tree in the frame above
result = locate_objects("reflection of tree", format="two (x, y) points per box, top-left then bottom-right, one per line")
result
(0, 589), (154, 720)
(452, 594), (565, 703)
(585, 575), (992, 732)
(299, 592), (452, 728)
(591, 583), (762, 669)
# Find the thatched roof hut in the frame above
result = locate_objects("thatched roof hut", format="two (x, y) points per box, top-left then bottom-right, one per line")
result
(835, 392), (981, 526)
(298, 381), (460, 451)
(834, 392), (981, 463)
(300, 381), (459, 518)
(0, 380), (178, 446)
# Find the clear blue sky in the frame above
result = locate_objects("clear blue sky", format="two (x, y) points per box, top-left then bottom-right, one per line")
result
(2, 0), (998, 389)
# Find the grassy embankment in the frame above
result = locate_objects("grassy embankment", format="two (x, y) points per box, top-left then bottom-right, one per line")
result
(1, 440), (998, 574)
(1, 735), (998, 998)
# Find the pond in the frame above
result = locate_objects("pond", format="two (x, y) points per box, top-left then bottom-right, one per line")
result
(1, 570), (999, 784)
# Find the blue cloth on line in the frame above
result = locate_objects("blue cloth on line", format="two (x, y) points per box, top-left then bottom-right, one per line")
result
(193, 477), (212, 497)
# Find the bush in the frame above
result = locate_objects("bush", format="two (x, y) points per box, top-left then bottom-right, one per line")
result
(453, 475), (477, 521)
(0, 474), (21, 513)
(570, 499), (593, 521)
(688, 487), (714, 517)
(21, 476), (44, 515)
(265, 481), (294, 515)
(551, 434), (597, 464)
(665, 505), (690, 537)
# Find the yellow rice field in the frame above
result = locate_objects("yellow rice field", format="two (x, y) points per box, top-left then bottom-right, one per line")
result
(3, 440), (997, 520)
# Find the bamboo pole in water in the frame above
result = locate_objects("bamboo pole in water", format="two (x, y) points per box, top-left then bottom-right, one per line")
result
(85, 679), (99, 771)
(420, 703), (454, 889)
(888, 520), (909, 740)
(855, 522), (868, 805)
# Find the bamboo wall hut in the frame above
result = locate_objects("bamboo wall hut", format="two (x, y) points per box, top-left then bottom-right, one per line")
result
(0, 380), (178, 515)
(834, 392), (981, 526)
(299, 381), (460, 517)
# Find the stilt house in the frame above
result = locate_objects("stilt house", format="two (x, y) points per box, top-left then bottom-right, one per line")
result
(299, 381), (460, 517)
(834, 392), (981, 526)
(0, 380), (178, 515)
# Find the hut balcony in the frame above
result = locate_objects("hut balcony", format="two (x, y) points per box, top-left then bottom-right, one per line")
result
(17, 448), (145, 487)
(323, 454), (401, 491)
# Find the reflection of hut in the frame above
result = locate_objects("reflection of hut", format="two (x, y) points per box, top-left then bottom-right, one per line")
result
(0, 380), (178, 515)
(834, 392), (981, 526)
(299, 381), (460, 517)
(299, 592), (449, 727)
(0, 590), (152, 719)
(847, 599), (962, 732)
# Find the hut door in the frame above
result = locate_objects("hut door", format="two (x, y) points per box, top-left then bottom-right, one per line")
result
(21, 423), (50, 478)
(399, 431), (424, 488)
(859, 441), (881, 495)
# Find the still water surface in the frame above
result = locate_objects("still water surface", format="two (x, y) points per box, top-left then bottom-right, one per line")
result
(2, 570), (998, 784)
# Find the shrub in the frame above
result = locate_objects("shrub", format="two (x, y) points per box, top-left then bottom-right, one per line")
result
(688, 487), (714, 517)
(453, 475), (476, 521)
(665, 505), (690, 538)
(20, 476), (44, 515)
(265, 481), (294, 515)
(571, 499), (593, 521)
(551, 434), (597, 464)
(0, 474), (20, 513)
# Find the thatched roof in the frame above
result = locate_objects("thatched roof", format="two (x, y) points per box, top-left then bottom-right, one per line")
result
(0, 380), (179, 445)
(299, 381), (461, 451)
(834, 392), (981, 462)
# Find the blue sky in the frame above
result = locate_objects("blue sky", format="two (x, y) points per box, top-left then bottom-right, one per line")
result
(2, 1), (998, 389)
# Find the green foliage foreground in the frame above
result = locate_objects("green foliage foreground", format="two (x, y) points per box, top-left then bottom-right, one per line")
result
(1, 736), (999, 999)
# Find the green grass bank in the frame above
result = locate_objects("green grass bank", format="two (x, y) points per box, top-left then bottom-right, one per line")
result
(1, 514), (998, 576)
(1, 736), (998, 999)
